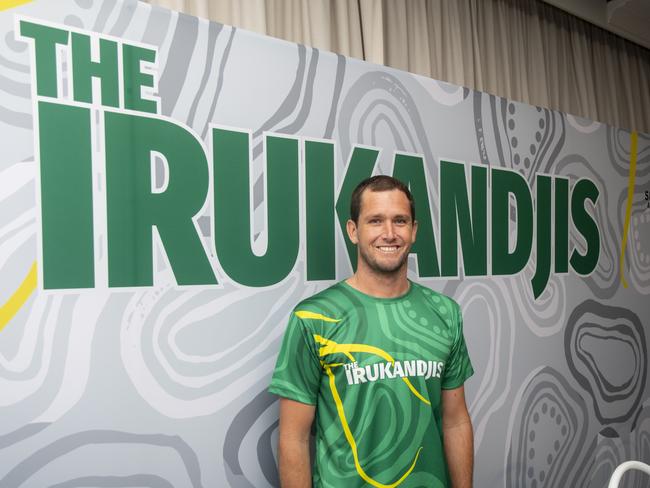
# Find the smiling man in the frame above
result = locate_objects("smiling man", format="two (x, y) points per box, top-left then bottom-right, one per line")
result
(269, 175), (474, 488)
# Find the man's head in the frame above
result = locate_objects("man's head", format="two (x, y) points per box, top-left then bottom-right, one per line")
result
(346, 176), (417, 276)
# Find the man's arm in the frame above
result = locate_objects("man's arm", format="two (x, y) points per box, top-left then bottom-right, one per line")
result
(278, 397), (316, 488)
(441, 385), (474, 488)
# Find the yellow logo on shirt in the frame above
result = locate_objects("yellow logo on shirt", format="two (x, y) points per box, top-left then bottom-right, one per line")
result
(314, 334), (429, 488)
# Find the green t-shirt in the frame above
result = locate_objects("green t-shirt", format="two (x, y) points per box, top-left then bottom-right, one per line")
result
(269, 280), (474, 488)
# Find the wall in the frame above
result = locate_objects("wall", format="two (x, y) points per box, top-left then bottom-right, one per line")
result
(0, 1), (648, 486)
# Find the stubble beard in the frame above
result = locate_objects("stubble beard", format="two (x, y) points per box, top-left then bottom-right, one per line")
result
(358, 244), (411, 277)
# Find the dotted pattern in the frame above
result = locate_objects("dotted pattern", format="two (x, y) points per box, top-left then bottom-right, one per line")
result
(401, 292), (451, 339)
(525, 398), (571, 487)
(507, 368), (589, 488)
(633, 213), (650, 265)
(506, 102), (546, 174)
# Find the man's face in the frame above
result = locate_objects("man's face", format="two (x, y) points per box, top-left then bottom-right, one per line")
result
(346, 189), (417, 275)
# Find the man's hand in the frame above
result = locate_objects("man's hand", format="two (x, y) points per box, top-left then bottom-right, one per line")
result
(441, 385), (474, 488)
(278, 397), (316, 488)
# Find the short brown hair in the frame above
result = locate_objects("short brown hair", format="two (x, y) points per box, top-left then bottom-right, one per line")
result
(350, 175), (415, 223)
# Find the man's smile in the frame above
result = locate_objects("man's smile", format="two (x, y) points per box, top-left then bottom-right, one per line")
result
(377, 245), (400, 253)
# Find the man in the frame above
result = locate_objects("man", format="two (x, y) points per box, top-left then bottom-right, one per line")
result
(269, 175), (474, 488)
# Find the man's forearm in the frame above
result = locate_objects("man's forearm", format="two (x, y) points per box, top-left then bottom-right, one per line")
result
(443, 419), (474, 488)
(278, 437), (312, 488)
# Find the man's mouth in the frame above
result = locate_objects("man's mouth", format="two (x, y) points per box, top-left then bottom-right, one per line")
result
(377, 246), (399, 253)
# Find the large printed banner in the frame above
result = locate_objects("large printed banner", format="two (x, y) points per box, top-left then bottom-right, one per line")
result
(1, 1), (649, 486)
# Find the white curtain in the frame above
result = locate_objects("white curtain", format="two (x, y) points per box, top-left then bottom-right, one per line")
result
(144, 0), (650, 133)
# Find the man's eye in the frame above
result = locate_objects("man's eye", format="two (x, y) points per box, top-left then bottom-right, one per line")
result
(395, 218), (407, 225)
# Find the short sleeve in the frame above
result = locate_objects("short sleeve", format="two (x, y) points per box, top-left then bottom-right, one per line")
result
(268, 311), (322, 405)
(441, 300), (474, 390)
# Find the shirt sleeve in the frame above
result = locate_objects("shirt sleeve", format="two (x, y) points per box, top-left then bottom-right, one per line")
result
(441, 300), (474, 390)
(268, 311), (322, 405)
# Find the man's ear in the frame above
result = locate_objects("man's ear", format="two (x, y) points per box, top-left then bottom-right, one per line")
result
(346, 219), (358, 244)
(412, 219), (418, 243)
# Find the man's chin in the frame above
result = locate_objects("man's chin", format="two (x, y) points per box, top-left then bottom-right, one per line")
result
(367, 257), (409, 275)
(374, 266), (405, 276)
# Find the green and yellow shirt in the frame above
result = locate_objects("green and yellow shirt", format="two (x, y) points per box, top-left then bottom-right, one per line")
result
(269, 280), (474, 488)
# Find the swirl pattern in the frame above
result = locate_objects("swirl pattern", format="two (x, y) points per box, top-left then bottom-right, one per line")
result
(565, 300), (647, 423)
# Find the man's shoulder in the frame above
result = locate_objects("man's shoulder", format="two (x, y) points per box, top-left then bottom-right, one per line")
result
(292, 281), (349, 317)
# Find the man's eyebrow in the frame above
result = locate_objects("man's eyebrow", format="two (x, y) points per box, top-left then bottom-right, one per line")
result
(363, 213), (412, 220)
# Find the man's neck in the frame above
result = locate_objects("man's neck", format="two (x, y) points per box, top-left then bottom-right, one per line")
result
(346, 267), (410, 298)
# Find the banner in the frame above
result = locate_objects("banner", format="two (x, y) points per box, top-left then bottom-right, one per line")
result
(0, 1), (648, 486)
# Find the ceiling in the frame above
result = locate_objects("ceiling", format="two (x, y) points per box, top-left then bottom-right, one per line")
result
(541, 0), (650, 50)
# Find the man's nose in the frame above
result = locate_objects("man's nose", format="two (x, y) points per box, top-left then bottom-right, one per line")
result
(382, 222), (396, 240)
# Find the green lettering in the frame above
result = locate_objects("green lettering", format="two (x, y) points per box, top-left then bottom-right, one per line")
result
(122, 44), (157, 113)
(38, 101), (94, 289)
(105, 112), (216, 286)
(554, 177), (569, 273)
(305, 140), (336, 280)
(570, 179), (600, 275)
(213, 129), (299, 286)
(19, 21), (69, 97)
(531, 175), (552, 298)
(491, 168), (533, 275)
(71, 32), (119, 107)
(440, 161), (487, 276)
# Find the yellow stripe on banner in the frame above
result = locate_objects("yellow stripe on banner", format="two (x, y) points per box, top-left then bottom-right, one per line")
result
(620, 131), (638, 288)
(0, 262), (37, 332)
(295, 310), (341, 322)
(0, 0), (33, 11)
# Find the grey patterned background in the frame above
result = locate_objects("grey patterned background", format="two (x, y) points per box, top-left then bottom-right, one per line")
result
(0, 1), (648, 487)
